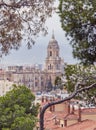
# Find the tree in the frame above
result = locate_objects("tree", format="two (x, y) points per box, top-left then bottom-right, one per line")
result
(54, 76), (64, 90)
(59, 0), (96, 64)
(64, 64), (96, 103)
(46, 79), (53, 92)
(0, 0), (55, 57)
(0, 85), (39, 130)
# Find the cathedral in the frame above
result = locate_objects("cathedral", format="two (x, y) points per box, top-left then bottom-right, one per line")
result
(45, 32), (64, 85)
(5, 32), (64, 92)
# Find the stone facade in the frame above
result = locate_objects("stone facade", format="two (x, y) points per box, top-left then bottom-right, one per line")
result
(45, 32), (64, 85)
(4, 33), (64, 92)
(6, 67), (47, 92)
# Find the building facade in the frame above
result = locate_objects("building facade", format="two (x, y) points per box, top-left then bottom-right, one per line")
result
(6, 66), (47, 92)
(4, 33), (64, 92)
(45, 32), (64, 85)
(0, 80), (14, 96)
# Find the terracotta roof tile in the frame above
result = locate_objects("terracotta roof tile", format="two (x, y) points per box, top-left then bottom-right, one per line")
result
(64, 113), (78, 120)
(39, 100), (96, 130)
(57, 120), (96, 130)
(82, 108), (96, 114)
(52, 111), (66, 119)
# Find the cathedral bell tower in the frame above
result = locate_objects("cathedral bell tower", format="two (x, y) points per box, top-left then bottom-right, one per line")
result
(45, 32), (64, 86)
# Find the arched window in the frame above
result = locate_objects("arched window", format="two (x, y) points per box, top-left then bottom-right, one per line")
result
(48, 64), (52, 70)
(48, 66), (50, 70)
(50, 51), (52, 56)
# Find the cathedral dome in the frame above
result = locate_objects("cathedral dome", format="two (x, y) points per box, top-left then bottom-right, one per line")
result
(48, 33), (59, 49)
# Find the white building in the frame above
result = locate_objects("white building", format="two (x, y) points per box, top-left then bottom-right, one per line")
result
(0, 80), (14, 96)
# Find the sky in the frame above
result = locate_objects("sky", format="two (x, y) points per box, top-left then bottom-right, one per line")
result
(0, 1), (79, 67)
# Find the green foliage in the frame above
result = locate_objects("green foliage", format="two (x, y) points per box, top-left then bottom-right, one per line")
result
(46, 80), (53, 92)
(54, 76), (63, 90)
(0, 85), (39, 130)
(11, 116), (36, 130)
(54, 76), (61, 86)
(64, 65), (77, 92)
(59, 0), (96, 64)
(64, 64), (96, 102)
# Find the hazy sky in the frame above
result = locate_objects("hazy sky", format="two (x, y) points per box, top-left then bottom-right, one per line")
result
(0, 2), (79, 66)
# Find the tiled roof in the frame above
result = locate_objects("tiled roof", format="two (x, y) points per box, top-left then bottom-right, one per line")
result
(52, 111), (66, 119)
(81, 108), (96, 114)
(44, 111), (56, 120)
(38, 109), (96, 129)
(44, 120), (60, 129)
(46, 120), (96, 130)
(58, 119), (96, 130)
(64, 113), (78, 120)
(39, 100), (96, 130)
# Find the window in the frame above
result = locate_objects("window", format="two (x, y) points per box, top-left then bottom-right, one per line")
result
(50, 51), (52, 56)
(48, 66), (50, 70)
(41, 81), (44, 86)
(48, 64), (52, 70)
(61, 124), (64, 127)
(50, 64), (51, 69)
(35, 82), (38, 87)
(41, 76), (43, 80)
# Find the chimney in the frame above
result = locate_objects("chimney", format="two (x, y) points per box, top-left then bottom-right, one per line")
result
(49, 105), (55, 112)
(71, 105), (75, 114)
(67, 101), (70, 114)
(50, 105), (53, 112)
(64, 101), (70, 114)
(78, 104), (81, 122)
(64, 119), (67, 127)
(41, 96), (44, 103)
(52, 97), (55, 112)
(45, 96), (48, 102)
